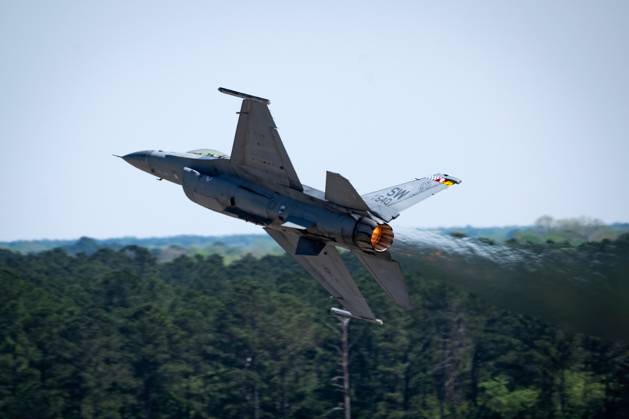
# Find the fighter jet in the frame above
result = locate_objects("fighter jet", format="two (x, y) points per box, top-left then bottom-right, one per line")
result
(121, 87), (461, 324)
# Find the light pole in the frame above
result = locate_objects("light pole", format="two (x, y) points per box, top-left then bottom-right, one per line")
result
(329, 310), (352, 419)
(340, 317), (351, 419)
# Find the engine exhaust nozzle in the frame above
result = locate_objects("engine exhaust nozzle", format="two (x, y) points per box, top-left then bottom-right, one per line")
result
(353, 218), (394, 252)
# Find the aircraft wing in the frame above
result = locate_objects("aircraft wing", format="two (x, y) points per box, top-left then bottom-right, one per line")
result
(362, 174), (461, 221)
(264, 227), (376, 321)
(220, 88), (303, 192)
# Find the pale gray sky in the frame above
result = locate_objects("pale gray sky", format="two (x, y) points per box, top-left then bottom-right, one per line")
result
(1, 1), (628, 240)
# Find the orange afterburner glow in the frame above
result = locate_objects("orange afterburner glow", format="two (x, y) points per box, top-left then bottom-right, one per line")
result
(370, 224), (394, 252)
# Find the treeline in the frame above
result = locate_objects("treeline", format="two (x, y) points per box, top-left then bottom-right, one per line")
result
(4, 217), (629, 256)
(0, 234), (281, 263)
(439, 217), (629, 244)
(0, 241), (628, 418)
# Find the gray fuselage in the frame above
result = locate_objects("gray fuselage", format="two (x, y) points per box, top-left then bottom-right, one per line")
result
(123, 150), (389, 253)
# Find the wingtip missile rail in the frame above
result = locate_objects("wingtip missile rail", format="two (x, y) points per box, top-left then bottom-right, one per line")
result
(218, 87), (270, 105)
(330, 307), (384, 325)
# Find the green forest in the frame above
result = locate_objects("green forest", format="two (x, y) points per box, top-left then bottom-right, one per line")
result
(1, 234), (628, 418)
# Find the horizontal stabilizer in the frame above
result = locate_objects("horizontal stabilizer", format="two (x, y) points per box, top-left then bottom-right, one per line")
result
(353, 251), (412, 309)
(325, 171), (370, 212)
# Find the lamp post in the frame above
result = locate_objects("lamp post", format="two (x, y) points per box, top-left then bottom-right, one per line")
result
(340, 317), (351, 419)
(329, 311), (352, 419)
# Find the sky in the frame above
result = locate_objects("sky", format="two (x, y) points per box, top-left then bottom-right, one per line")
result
(1, 1), (628, 240)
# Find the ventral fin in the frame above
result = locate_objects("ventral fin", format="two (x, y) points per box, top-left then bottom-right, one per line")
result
(325, 171), (370, 212)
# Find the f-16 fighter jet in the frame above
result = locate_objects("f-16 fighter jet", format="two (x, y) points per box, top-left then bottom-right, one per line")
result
(121, 88), (461, 324)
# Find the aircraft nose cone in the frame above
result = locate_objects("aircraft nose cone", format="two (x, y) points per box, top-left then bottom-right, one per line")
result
(122, 151), (151, 172)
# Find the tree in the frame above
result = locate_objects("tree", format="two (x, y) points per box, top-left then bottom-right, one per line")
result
(479, 375), (539, 418)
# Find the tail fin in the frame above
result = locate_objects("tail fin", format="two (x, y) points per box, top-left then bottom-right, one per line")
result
(362, 174), (461, 221)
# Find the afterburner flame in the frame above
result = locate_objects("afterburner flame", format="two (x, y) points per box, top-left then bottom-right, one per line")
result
(370, 224), (394, 252)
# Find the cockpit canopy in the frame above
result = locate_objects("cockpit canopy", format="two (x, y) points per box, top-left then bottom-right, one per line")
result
(187, 149), (229, 159)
